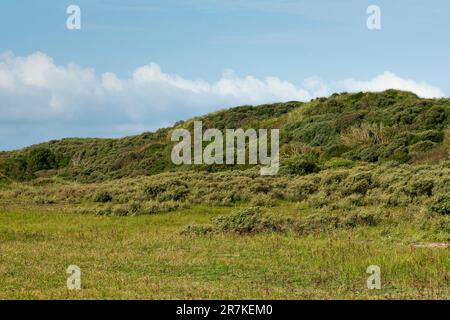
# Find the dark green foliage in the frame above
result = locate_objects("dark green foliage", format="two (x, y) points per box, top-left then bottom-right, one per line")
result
(413, 130), (444, 143)
(409, 141), (435, 153)
(94, 191), (113, 203)
(288, 120), (337, 146)
(27, 148), (57, 171)
(379, 143), (411, 163)
(322, 144), (351, 160)
(425, 106), (449, 129)
(405, 180), (434, 198)
(282, 156), (320, 175)
(335, 111), (366, 132)
(348, 145), (381, 162)
(429, 196), (450, 215)
(199, 102), (301, 130)
(0, 148), (69, 181)
(2, 157), (30, 181)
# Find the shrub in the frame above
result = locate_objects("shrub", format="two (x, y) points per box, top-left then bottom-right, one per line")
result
(94, 191), (113, 203)
(1, 157), (30, 181)
(127, 201), (142, 215)
(144, 182), (167, 199)
(213, 207), (282, 234)
(282, 156), (320, 175)
(324, 158), (354, 169)
(144, 179), (189, 201)
(405, 180), (434, 198)
(250, 194), (275, 207)
(27, 148), (57, 171)
(321, 144), (351, 160)
(379, 143), (410, 163)
(425, 106), (448, 128)
(0, 173), (8, 185)
(290, 121), (337, 146)
(429, 196), (450, 215)
(287, 179), (319, 201)
(414, 130), (444, 143)
(409, 140), (435, 153)
(342, 172), (374, 195)
(335, 111), (366, 132)
(307, 191), (331, 208)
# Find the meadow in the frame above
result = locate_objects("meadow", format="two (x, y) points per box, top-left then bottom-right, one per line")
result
(0, 162), (449, 299)
(0, 205), (448, 299)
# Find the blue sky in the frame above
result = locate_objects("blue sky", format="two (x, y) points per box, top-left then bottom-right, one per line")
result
(1, 0), (449, 150)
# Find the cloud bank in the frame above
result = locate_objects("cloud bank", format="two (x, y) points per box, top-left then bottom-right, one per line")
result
(0, 52), (445, 150)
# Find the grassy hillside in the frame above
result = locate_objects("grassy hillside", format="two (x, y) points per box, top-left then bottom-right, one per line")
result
(1, 90), (449, 182)
(0, 90), (449, 299)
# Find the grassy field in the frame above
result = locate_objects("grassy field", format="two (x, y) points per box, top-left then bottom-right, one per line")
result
(0, 204), (448, 300)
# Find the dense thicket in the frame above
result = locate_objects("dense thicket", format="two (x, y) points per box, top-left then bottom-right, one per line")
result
(1, 90), (449, 182)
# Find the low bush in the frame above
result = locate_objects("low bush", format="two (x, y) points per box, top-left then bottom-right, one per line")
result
(282, 156), (320, 175)
(429, 196), (450, 215)
(341, 172), (375, 195)
(324, 158), (354, 169)
(405, 180), (434, 198)
(213, 207), (283, 234)
(94, 191), (113, 203)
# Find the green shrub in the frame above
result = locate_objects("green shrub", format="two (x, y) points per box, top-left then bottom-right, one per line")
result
(250, 194), (275, 207)
(342, 172), (374, 195)
(325, 158), (354, 169)
(425, 106), (448, 128)
(335, 111), (366, 132)
(144, 180), (189, 201)
(321, 144), (351, 160)
(27, 148), (57, 171)
(287, 179), (319, 201)
(290, 121), (337, 146)
(1, 157), (30, 181)
(307, 191), (331, 208)
(379, 143), (410, 163)
(213, 207), (282, 234)
(405, 180), (434, 198)
(94, 191), (113, 203)
(414, 130), (444, 143)
(429, 196), (450, 215)
(282, 156), (320, 175)
(409, 140), (435, 153)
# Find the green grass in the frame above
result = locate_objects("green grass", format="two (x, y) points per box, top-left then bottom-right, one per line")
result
(0, 205), (448, 300)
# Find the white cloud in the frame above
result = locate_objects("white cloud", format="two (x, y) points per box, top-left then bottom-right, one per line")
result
(0, 51), (445, 150)
(338, 71), (445, 99)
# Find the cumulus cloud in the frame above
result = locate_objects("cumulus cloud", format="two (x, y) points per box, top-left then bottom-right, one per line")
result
(0, 51), (445, 150)
(338, 72), (445, 99)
